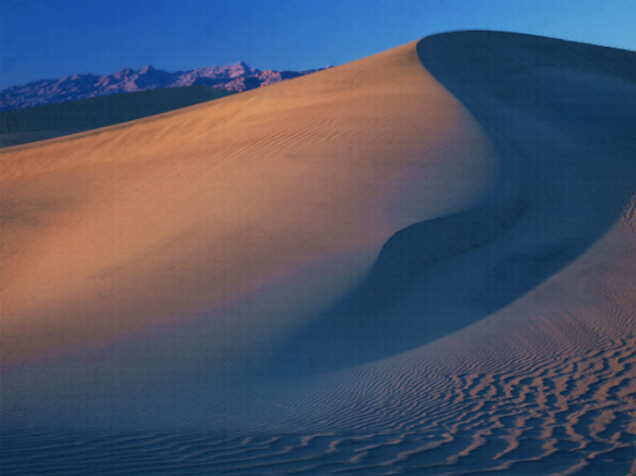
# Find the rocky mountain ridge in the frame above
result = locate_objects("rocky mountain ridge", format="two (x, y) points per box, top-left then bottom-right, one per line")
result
(0, 62), (324, 111)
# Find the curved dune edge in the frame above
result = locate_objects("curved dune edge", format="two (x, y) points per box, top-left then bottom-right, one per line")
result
(229, 31), (636, 472)
(1, 41), (495, 423)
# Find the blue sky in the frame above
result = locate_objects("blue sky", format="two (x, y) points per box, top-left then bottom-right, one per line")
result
(1, 0), (635, 89)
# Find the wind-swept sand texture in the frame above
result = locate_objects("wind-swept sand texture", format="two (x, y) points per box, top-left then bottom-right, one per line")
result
(2, 31), (636, 475)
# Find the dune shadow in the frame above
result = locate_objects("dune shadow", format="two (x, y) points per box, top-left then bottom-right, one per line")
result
(262, 31), (636, 378)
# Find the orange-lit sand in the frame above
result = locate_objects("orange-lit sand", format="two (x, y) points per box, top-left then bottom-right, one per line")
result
(1, 41), (493, 373)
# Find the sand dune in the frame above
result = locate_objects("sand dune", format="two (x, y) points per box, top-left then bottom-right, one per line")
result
(2, 31), (636, 474)
(1, 39), (494, 421)
(270, 32), (636, 374)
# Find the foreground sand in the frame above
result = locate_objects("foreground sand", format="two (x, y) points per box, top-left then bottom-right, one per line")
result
(2, 31), (636, 474)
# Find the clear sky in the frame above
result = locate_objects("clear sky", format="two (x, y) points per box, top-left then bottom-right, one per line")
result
(2, 0), (635, 90)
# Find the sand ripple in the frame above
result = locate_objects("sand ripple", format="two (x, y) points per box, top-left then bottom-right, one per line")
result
(3, 337), (634, 475)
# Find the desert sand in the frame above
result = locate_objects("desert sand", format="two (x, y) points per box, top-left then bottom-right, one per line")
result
(2, 31), (635, 475)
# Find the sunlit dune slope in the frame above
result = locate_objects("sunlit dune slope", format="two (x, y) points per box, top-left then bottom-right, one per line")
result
(0, 41), (494, 373)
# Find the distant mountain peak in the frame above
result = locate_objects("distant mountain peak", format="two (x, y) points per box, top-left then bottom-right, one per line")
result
(0, 62), (326, 111)
(138, 65), (156, 74)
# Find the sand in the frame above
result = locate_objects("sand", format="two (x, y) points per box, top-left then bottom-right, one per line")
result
(1, 40), (494, 416)
(2, 31), (635, 475)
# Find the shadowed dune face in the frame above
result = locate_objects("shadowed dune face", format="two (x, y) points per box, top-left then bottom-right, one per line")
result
(265, 32), (636, 376)
(259, 32), (636, 435)
(1, 41), (495, 425)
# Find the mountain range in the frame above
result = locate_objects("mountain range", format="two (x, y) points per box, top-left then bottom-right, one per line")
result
(0, 62), (325, 111)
